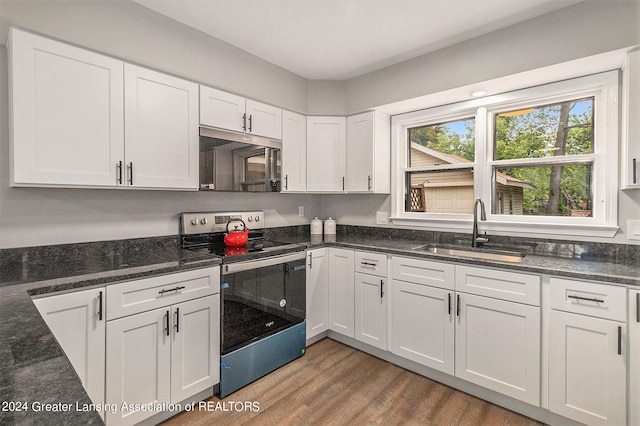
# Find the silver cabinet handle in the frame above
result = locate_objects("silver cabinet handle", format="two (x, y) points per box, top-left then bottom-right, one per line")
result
(618, 326), (622, 355)
(380, 280), (384, 299)
(174, 307), (180, 333)
(165, 310), (170, 336)
(636, 293), (639, 323)
(128, 162), (134, 185)
(634, 158), (637, 184)
(98, 291), (103, 321)
(567, 294), (604, 303)
(158, 285), (185, 294)
(116, 161), (123, 185)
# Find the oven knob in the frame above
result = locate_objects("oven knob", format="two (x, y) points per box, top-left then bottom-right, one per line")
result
(247, 216), (253, 222)
(254, 215), (261, 222)
(200, 218), (208, 225)
(191, 218), (198, 226)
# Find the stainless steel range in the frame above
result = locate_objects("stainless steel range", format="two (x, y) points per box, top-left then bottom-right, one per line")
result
(180, 211), (307, 397)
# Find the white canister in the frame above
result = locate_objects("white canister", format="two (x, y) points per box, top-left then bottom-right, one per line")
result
(310, 217), (323, 235)
(324, 217), (336, 236)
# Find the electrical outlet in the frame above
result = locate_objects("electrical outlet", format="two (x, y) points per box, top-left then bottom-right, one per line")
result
(298, 206), (304, 217)
(376, 211), (388, 225)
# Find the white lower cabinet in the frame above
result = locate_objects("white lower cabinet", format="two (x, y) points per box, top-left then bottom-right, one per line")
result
(548, 277), (627, 426)
(33, 288), (106, 419)
(390, 256), (540, 406)
(355, 271), (388, 350)
(106, 294), (219, 426)
(391, 280), (454, 374)
(630, 289), (640, 426)
(328, 248), (355, 337)
(455, 292), (540, 406)
(306, 248), (329, 341)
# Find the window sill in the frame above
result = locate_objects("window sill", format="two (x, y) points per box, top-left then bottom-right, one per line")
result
(390, 216), (619, 239)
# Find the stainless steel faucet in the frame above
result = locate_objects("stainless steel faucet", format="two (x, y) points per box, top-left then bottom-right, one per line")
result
(472, 198), (488, 248)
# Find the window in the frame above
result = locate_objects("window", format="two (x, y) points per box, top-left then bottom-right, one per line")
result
(491, 98), (594, 217)
(391, 72), (619, 237)
(406, 118), (475, 214)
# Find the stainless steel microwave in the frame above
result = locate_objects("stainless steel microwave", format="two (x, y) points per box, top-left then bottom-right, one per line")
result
(199, 127), (281, 192)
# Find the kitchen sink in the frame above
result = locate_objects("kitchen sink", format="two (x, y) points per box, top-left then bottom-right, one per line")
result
(412, 245), (526, 263)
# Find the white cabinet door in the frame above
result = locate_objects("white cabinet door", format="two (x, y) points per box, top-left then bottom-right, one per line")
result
(124, 64), (199, 190)
(306, 249), (329, 340)
(171, 295), (220, 403)
(630, 290), (640, 426)
(33, 288), (106, 415)
(346, 112), (374, 192)
(391, 281), (454, 374)
(9, 27), (124, 187)
(328, 248), (355, 337)
(346, 111), (390, 193)
(199, 86), (245, 133)
(354, 272), (388, 350)
(455, 293), (540, 406)
(106, 307), (172, 426)
(549, 310), (626, 426)
(246, 99), (282, 139)
(306, 116), (346, 192)
(281, 110), (307, 192)
(622, 49), (640, 189)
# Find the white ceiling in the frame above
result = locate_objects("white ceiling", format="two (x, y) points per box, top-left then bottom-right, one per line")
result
(132, 0), (582, 80)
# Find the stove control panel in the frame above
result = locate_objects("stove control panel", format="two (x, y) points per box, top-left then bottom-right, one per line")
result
(180, 211), (264, 235)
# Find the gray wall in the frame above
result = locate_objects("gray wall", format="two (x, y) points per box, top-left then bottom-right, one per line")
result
(1, 0), (640, 248)
(0, 1), (318, 249)
(346, 1), (640, 113)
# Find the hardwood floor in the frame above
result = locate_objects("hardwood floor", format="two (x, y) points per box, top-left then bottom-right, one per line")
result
(163, 338), (543, 425)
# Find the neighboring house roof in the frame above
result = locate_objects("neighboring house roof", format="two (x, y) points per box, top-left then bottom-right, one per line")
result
(410, 142), (535, 190)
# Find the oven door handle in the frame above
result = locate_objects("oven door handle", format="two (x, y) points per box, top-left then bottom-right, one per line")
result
(222, 251), (306, 274)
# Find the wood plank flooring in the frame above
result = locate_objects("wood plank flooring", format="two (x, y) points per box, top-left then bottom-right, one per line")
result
(162, 338), (543, 426)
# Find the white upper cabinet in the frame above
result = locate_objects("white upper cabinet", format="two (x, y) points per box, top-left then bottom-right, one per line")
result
(199, 86), (245, 133)
(9, 28), (199, 190)
(346, 111), (390, 193)
(306, 116), (347, 192)
(622, 48), (640, 189)
(9, 27), (124, 187)
(246, 99), (282, 139)
(124, 64), (199, 190)
(199, 86), (282, 139)
(306, 112), (390, 193)
(281, 110), (307, 192)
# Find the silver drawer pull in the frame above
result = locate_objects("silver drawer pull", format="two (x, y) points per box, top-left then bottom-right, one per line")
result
(360, 261), (377, 268)
(567, 294), (604, 303)
(159, 285), (186, 295)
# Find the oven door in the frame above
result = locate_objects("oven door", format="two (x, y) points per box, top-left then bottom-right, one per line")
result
(220, 251), (306, 355)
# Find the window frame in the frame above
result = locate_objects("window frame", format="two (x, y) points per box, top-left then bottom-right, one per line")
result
(391, 71), (619, 238)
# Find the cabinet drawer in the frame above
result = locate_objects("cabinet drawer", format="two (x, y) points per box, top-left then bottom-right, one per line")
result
(355, 251), (388, 277)
(550, 277), (626, 321)
(392, 256), (454, 290)
(106, 266), (220, 320)
(455, 265), (540, 306)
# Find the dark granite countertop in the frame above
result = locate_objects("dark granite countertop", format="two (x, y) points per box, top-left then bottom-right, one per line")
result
(263, 224), (640, 286)
(0, 237), (220, 425)
(306, 235), (640, 286)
